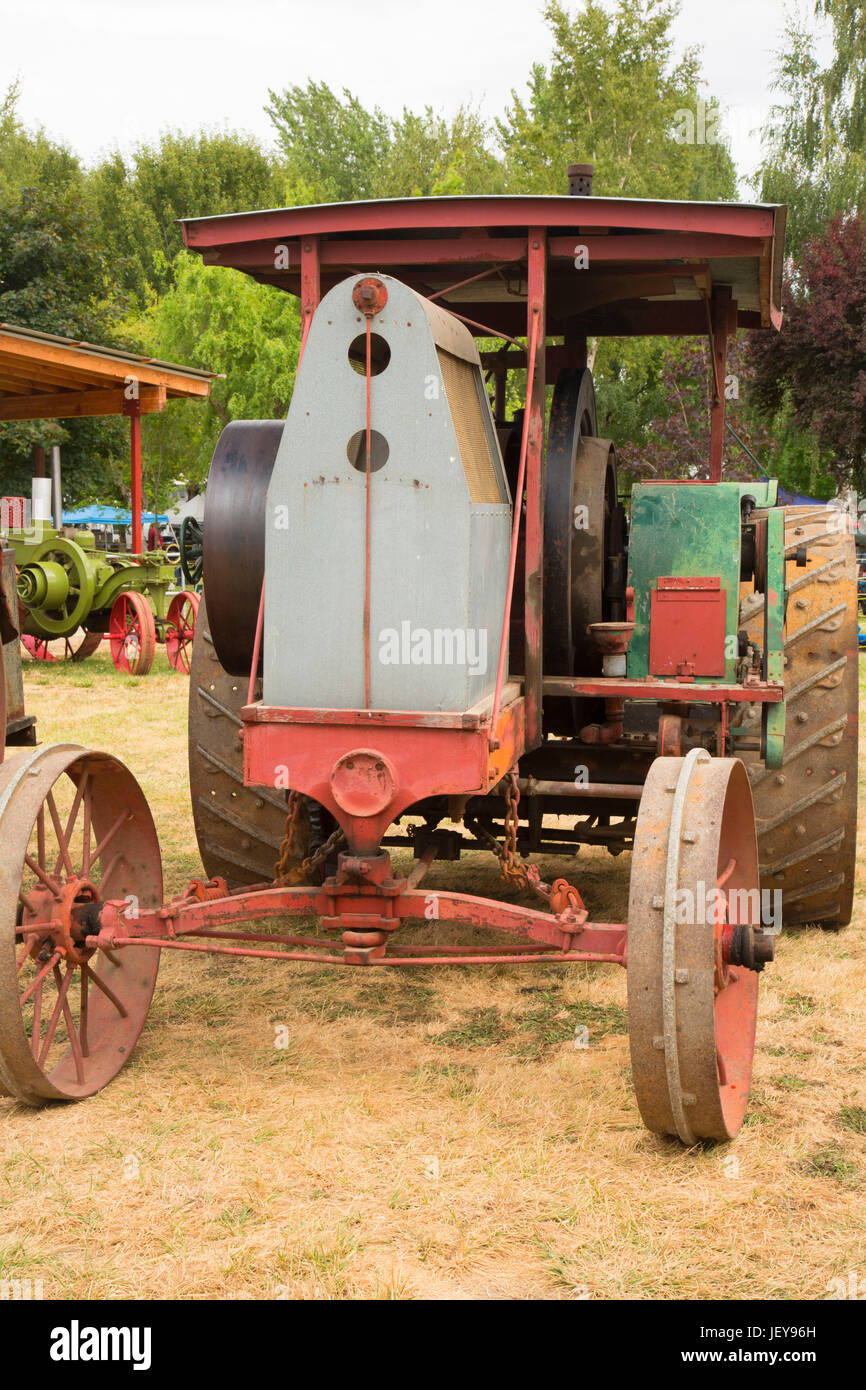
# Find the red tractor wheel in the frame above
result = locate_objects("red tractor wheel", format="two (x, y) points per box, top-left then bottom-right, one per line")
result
(20, 635), (56, 661)
(0, 744), (162, 1104)
(109, 593), (156, 676)
(22, 630), (102, 663)
(628, 750), (769, 1143)
(165, 591), (199, 674)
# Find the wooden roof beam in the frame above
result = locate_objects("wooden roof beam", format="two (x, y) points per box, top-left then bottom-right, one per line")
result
(0, 384), (167, 422)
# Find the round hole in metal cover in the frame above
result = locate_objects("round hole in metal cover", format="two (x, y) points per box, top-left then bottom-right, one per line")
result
(348, 332), (391, 376)
(347, 429), (389, 473)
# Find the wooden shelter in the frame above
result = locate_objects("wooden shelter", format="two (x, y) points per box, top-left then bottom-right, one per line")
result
(0, 323), (216, 552)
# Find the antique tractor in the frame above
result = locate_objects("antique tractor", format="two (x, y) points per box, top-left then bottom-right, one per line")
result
(0, 178), (858, 1143)
(1, 547), (37, 754)
(6, 520), (199, 674)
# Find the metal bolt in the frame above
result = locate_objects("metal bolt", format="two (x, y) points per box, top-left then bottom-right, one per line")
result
(652, 895), (665, 909)
(682, 830), (697, 843)
(652, 1036), (665, 1051)
(682, 1093), (697, 1107)
(675, 968), (690, 983)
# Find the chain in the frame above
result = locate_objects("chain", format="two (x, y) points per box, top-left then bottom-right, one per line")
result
(492, 769), (587, 921)
(274, 792), (347, 887)
(274, 790), (302, 881)
(499, 769), (539, 890)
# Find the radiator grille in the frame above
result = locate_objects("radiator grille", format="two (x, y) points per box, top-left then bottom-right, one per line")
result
(436, 349), (502, 503)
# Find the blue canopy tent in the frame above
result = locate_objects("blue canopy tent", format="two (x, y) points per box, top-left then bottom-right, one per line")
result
(62, 506), (169, 527)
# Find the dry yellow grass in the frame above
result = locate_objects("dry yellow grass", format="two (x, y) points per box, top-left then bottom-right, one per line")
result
(1, 641), (864, 1300)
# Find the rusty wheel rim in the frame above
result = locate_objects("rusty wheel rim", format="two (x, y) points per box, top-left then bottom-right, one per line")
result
(165, 591), (199, 673)
(109, 592), (156, 675)
(0, 745), (162, 1104)
(628, 751), (761, 1142)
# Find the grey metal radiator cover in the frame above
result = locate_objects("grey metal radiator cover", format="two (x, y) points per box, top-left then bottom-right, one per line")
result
(264, 274), (511, 712)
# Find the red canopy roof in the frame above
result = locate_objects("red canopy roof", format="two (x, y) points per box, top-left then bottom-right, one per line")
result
(181, 193), (785, 338)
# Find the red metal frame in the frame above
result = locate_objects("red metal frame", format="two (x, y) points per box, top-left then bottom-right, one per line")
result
(90, 866), (626, 970)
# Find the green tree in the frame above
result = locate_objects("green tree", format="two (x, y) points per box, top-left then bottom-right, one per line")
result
(88, 129), (285, 304)
(0, 185), (129, 505)
(265, 82), (390, 202)
(496, 0), (737, 199)
(759, 1), (866, 253)
(266, 82), (505, 200)
(0, 81), (82, 203)
(129, 253), (302, 508)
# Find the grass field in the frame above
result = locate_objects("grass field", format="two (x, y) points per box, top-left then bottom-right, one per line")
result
(1, 642), (864, 1301)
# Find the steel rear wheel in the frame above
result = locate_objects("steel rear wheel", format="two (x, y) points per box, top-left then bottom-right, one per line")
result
(109, 592), (156, 676)
(628, 751), (762, 1143)
(0, 744), (162, 1104)
(188, 593), (308, 886)
(741, 506), (859, 927)
(166, 591), (199, 673)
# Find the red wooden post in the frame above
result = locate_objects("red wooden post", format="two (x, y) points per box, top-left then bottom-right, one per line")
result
(708, 285), (731, 483)
(524, 228), (547, 750)
(126, 399), (143, 554)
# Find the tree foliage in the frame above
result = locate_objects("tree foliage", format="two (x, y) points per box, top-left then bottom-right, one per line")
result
(130, 254), (301, 508)
(759, 1), (866, 254)
(266, 83), (504, 201)
(496, 0), (736, 199)
(748, 212), (866, 492)
(0, 156), (128, 505)
(89, 130), (284, 303)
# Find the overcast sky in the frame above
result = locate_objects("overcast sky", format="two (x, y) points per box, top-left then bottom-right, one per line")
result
(1, 0), (832, 195)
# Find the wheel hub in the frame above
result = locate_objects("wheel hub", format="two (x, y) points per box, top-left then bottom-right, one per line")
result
(23, 878), (100, 966)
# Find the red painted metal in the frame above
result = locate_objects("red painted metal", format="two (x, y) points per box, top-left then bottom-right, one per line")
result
(202, 232), (768, 274)
(544, 676), (782, 703)
(300, 235), (321, 336)
(708, 285), (732, 481)
(165, 590), (199, 674)
(181, 195), (777, 246)
(490, 310), (539, 742)
(123, 399), (142, 556)
(351, 276), (389, 316)
(649, 576), (727, 678)
(364, 317), (373, 706)
(246, 582), (265, 706)
(88, 875), (627, 968)
(524, 229), (547, 749)
(244, 701), (513, 730)
(181, 196), (782, 338)
(242, 692), (526, 854)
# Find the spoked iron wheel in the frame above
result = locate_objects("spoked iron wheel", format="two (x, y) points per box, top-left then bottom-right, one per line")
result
(0, 744), (162, 1104)
(21, 630), (101, 663)
(180, 516), (204, 588)
(165, 590), (199, 673)
(628, 750), (770, 1143)
(109, 592), (156, 675)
